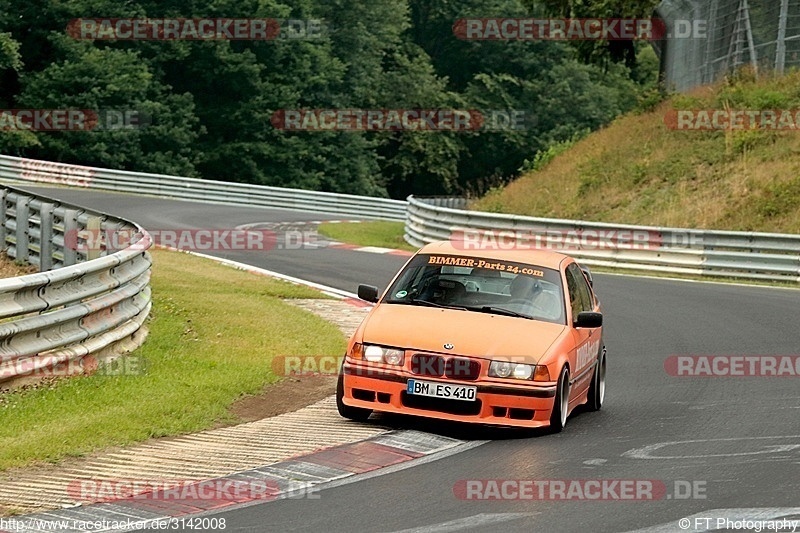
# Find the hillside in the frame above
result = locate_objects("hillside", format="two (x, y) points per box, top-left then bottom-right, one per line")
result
(473, 71), (800, 233)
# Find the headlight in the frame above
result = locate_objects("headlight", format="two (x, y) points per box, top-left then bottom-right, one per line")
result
(362, 345), (405, 366)
(489, 361), (514, 378)
(489, 360), (542, 381)
(512, 364), (533, 380)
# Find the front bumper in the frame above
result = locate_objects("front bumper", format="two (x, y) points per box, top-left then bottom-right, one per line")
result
(341, 361), (558, 428)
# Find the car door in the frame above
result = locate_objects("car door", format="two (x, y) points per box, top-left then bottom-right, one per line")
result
(565, 263), (599, 397)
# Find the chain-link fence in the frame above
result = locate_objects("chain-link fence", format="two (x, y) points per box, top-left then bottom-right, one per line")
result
(655, 0), (800, 91)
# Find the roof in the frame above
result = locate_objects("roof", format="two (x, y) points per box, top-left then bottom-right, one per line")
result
(417, 240), (571, 270)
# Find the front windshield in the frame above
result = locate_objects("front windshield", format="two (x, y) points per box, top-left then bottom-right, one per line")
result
(384, 254), (566, 324)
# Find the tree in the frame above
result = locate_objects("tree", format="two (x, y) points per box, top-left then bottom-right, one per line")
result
(0, 30), (39, 153)
(522, 0), (662, 73)
(1, 0), (659, 197)
(407, 0), (651, 195)
(17, 35), (200, 175)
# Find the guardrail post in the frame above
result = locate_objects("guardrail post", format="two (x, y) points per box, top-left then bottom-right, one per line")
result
(86, 216), (102, 260)
(63, 208), (79, 265)
(39, 202), (55, 271)
(0, 189), (6, 251)
(102, 220), (126, 253)
(15, 195), (31, 264)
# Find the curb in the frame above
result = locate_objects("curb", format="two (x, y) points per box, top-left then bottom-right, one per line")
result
(5, 431), (466, 533)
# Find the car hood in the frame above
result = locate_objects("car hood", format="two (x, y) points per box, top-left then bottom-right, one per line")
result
(359, 303), (567, 363)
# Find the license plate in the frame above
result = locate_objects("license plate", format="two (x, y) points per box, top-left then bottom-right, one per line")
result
(407, 379), (477, 402)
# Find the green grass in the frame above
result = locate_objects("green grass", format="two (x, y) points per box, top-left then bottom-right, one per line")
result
(318, 221), (417, 252)
(0, 249), (345, 471)
(472, 70), (800, 234)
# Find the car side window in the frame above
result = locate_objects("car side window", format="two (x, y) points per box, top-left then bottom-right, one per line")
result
(566, 264), (592, 319)
(565, 266), (582, 319)
(571, 264), (594, 312)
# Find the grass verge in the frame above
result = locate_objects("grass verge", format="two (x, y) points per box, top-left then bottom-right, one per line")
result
(318, 221), (416, 252)
(473, 71), (800, 234)
(0, 249), (346, 471)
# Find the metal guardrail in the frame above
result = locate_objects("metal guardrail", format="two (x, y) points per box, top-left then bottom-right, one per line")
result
(0, 185), (152, 385)
(405, 196), (800, 283)
(1, 155), (796, 284)
(0, 155), (407, 221)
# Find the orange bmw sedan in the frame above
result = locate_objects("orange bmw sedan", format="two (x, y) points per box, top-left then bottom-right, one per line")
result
(336, 241), (606, 432)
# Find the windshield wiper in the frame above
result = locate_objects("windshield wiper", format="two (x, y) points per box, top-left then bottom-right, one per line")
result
(385, 298), (465, 310)
(410, 299), (467, 310)
(463, 305), (533, 319)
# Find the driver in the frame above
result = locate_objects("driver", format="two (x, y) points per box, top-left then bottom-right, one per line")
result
(508, 275), (542, 313)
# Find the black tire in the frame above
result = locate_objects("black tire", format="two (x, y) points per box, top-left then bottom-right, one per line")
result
(336, 374), (372, 422)
(549, 366), (570, 433)
(587, 347), (606, 412)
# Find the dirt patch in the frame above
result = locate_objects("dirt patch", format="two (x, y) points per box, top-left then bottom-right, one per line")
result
(0, 377), (63, 402)
(229, 374), (338, 423)
(0, 252), (37, 278)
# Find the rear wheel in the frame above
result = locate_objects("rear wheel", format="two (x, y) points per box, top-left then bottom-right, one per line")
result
(549, 366), (570, 433)
(587, 347), (606, 411)
(336, 374), (372, 422)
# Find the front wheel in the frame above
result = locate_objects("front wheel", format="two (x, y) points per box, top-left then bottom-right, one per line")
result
(587, 347), (606, 411)
(549, 366), (570, 433)
(336, 374), (372, 422)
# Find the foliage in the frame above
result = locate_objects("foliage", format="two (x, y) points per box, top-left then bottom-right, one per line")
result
(471, 71), (800, 234)
(0, 0), (660, 197)
(518, 129), (588, 173)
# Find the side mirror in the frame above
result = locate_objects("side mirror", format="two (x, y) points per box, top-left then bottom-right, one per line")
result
(357, 284), (379, 303)
(575, 311), (602, 328)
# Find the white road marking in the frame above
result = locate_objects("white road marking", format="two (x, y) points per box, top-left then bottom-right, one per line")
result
(622, 435), (800, 460)
(354, 246), (397, 254)
(177, 250), (358, 299)
(621, 507), (800, 532)
(583, 458), (608, 465)
(385, 513), (538, 533)
(233, 221), (407, 254)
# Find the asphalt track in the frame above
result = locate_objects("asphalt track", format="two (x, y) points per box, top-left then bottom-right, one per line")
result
(19, 187), (800, 532)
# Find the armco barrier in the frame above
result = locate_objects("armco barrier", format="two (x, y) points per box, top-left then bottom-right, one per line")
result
(0, 185), (152, 385)
(1, 155), (797, 284)
(405, 196), (800, 283)
(0, 155), (407, 221)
